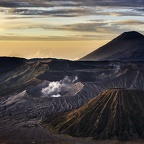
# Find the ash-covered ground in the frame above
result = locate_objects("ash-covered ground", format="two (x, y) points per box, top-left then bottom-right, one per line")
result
(0, 58), (144, 143)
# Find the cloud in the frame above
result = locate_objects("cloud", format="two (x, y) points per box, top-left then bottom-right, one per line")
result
(5, 16), (43, 19)
(2, 7), (84, 17)
(0, 15), (127, 33)
(1, 0), (144, 18)
(0, 0), (144, 41)
(0, 17), (128, 41)
(113, 20), (144, 25)
(7, 7), (86, 17)
(1, 18), (138, 41)
(55, 22), (121, 33)
(0, 34), (111, 41)
(2, 6), (143, 17)
(1, 0), (144, 8)
(0, 1), (19, 7)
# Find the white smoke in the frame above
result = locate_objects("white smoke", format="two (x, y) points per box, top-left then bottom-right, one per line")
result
(114, 64), (121, 73)
(72, 76), (78, 83)
(51, 94), (61, 97)
(61, 76), (78, 84)
(41, 81), (63, 96)
(41, 76), (78, 97)
(110, 63), (121, 74)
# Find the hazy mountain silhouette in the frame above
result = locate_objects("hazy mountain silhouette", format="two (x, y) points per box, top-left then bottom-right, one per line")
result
(45, 89), (144, 140)
(81, 31), (144, 61)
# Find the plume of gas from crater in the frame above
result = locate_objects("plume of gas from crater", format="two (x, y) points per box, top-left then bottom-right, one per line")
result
(41, 76), (78, 97)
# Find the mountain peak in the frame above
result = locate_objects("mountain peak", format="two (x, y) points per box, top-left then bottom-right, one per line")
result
(117, 31), (144, 40)
(80, 31), (144, 61)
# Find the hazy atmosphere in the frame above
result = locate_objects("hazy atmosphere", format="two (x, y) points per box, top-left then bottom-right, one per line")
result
(0, 0), (144, 59)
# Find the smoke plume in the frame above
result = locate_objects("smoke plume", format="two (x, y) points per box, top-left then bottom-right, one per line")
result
(41, 76), (78, 97)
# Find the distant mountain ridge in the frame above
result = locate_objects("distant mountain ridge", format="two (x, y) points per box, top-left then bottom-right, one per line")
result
(81, 31), (144, 61)
(0, 57), (26, 73)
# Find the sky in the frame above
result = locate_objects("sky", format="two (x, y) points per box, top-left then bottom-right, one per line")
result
(0, 0), (144, 60)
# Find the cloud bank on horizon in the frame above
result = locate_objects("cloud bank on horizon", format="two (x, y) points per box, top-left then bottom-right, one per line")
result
(0, 0), (144, 41)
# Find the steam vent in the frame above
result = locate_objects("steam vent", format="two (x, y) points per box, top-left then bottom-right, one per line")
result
(45, 89), (144, 140)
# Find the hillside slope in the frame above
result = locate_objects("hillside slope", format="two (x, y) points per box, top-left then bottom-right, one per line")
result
(45, 89), (144, 140)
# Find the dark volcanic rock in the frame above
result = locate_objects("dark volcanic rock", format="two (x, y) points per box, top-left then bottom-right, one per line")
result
(117, 31), (144, 40)
(1, 57), (144, 142)
(97, 67), (144, 91)
(45, 89), (144, 140)
(0, 57), (26, 73)
(81, 31), (144, 61)
(0, 61), (48, 96)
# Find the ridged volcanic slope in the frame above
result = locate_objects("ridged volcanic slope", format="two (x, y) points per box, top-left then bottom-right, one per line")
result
(81, 31), (144, 61)
(45, 89), (144, 140)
